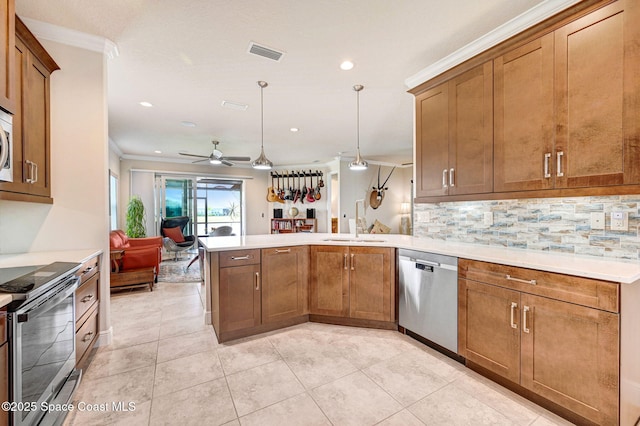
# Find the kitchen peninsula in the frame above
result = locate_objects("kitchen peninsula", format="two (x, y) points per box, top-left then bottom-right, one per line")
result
(200, 233), (640, 425)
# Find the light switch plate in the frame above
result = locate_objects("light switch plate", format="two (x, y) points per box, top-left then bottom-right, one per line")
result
(590, 212), (605, 230)
(484, 212), (493, 226)
(611, 211), (628, 231)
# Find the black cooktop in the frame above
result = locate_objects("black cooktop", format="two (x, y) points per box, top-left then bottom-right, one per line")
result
(0, 262), (81, 300)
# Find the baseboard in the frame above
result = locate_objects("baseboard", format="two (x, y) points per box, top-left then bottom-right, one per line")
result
(97, 326), (113, 346)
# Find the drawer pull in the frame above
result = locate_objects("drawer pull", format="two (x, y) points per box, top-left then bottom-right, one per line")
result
(544, 153), (551, 178)
(350, 253), (355, 271)
(82, 331), (94, 342)
(275, 249), (291, 253)
(81, 294), (94, 303)
(255, 272), (260, 291)
(505, 274), (537, 285)
(523, 306), (531, 333)
(83, 266), (94, 274)
(231, 255), (251, 261)
(510, 302), (518, 329)
(344, 254), (348, 270)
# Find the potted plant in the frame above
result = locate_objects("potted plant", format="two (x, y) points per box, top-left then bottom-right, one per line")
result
(126, 196), (147, 238)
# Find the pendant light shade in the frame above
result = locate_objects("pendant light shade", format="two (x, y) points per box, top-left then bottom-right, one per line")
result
(252, 81), (273, 170)
(349, 84), (368, 171)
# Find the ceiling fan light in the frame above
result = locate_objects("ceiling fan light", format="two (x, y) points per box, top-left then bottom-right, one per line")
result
(209, 158), (222, 165)
(251, 147), (273, 170)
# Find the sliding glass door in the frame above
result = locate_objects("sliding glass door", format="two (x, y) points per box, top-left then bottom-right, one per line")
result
(195, 179), (243, 236)
(155, 176), (196, 236)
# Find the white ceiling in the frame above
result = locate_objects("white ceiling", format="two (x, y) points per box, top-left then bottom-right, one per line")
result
(15, 0), (550, 168)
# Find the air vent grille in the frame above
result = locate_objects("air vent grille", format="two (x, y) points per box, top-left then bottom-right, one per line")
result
(248, 42), (284, 62)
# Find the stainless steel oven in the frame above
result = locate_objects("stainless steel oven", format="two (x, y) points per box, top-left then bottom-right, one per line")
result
(1, 262), (82, 426)
(0, 109), (12, 182)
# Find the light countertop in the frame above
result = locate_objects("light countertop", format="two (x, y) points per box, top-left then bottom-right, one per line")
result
(199, 233), (640, 284)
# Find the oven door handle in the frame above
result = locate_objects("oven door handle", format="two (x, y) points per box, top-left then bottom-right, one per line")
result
(0, 128), (8, 170)
(16, 277), (79, 323)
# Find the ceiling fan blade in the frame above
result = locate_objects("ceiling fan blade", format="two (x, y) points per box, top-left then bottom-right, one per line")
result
(221, 160), (234, 167)
(192, 158), (209, 164)
(180, 152), (210, 159)
(222, 156), (251, 161)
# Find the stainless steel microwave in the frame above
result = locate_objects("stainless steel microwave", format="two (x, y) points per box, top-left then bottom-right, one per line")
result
(0, 109), (13, 182)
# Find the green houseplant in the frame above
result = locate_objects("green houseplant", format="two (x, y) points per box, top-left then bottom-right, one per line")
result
(126, 196), (147, 238)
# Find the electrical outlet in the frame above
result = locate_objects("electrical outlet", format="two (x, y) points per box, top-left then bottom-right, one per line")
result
(611, 211), (628, 231)
(590, 212), (605, 230)
(484, 212), (493, 226)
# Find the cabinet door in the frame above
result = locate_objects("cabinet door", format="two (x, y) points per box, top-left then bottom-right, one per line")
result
(310, 246), (349, 317)
(0, 342), (7, 426)
(448, 62), (493, 195)
(520, 293), (619, 425)
(459, 279), (521, 383)
(219, 264), (261, 333)
(0, 0), (14, 113)
(261, 246), (309, 324)
(494, 34), (554, 192)
(0, 37), (24, 194)
(348, 247), (393, 321)
(415, 83), (449, 197)
(555, 1), (640, 188)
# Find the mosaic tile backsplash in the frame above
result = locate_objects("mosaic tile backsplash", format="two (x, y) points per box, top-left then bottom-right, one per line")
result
(413, 195), (640, 261)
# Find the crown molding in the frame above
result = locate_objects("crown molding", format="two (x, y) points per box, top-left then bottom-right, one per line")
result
(108, 138), (123, 158)
(19, 17), (119, 59)
(404, 0), (582, 89)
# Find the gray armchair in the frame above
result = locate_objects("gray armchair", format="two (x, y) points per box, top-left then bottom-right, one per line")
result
(210, 226), (235, 236)
(160, 216), (196, 260)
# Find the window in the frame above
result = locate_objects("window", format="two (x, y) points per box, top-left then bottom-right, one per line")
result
(109, 171), (118, 230)
(195, 179), (243, 236)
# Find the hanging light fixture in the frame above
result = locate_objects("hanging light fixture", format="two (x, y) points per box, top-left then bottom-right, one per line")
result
(251, 80), (274, 170)
(349, 84), (368, 171)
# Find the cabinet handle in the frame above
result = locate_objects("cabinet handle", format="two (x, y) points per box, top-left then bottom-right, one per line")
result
(510, 302), (518, 329)
(275, 249), (291, 253)
(81, 294), (94, 303)
(82, 331), (94, 342)
(442, 169), (448, 188)
(449, 168), (455, 187)
(231, 255), (250, 261)
(544, 153), (551, 178)
(25, 160), (35, 183)
(350, 253), (355, 271)
(344, 254), (348, 270)
(255, 272), (260, 291)
(523, 306), (531, 333)
(505, 274), (537, 285)
(556, 151), (564, 177)
(32, 162), (38, 183)
(83, 266), (94, 274)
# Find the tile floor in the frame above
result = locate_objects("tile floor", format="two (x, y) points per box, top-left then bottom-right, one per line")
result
(64, 280), (575, 426)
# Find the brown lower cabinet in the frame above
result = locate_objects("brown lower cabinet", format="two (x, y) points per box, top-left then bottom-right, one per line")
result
(459, 259), (619, 425)
(261, 246), (309, 324)
(219, 262), (261, 333)
(75, 254), (101, 367)
(0, 307), (7, 426)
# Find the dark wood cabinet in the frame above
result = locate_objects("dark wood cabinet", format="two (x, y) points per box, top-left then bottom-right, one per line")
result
(75, 254), (100, 368)
(261, 246), (309, 324)
(310, 245), (349, 317)
(415, 62), (493, 198)
(0, 17), (58, 203)
(219, 263), (261, 333)
(0, 0), (15, 113)
(459, 259), (619, 425)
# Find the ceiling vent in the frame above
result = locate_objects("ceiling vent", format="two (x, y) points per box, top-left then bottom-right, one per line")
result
(247, 41), (285, 62)
(221, 100), (249, 111)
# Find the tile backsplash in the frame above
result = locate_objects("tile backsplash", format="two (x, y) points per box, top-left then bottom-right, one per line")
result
(413, 195), (640, 260)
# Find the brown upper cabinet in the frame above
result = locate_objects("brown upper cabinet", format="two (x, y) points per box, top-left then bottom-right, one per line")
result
(0, 17), (58, 203)
(0, 0), (15, 113)
(415, 62), (493, 198)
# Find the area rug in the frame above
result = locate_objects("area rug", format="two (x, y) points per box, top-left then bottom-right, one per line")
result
(158, 255), (201, 283)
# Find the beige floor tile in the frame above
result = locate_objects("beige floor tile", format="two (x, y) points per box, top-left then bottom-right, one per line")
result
(153, 349), (224, 397)
(239, 393), (331, 426)
(149, 377), (237, 426)
(375, 409), (425, 426)
(83, 341), (158, 380)
(218, 338), (281, 375)
(226, 360), (305, 417)
(156, 329), (218, 363)
(109, 400), (152, 426)
(363, 348), (450, 406)
(332, 334), (411, 369)
(281, 346), (358, 389)
(107, 324), (161, 351)
(408, 384), (513, 425)
(311, 371), (403, 426)
(159, 302), (204, 322)
(533, 412), (577, 426)
(158, 314), (209, 339)
(111, 309), (163, 332)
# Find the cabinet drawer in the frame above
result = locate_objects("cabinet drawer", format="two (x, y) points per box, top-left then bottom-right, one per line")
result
(76, 306), (98, 365)
(0, 307), (6, 345)
(76, 272), (99, 323)
(77, 255), (100, 283)
(219, 249), (260, 267)
(459, 259), (619, 313)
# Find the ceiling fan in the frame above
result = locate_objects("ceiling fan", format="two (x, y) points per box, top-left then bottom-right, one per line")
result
(179, 140), (251, 166)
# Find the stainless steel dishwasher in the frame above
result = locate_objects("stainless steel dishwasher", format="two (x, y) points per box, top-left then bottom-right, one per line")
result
(398, 249), (458, 354)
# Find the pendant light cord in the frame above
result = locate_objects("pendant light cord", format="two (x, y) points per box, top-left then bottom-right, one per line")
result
(356, 88), (360, 151)
(261, 84), (264, 150)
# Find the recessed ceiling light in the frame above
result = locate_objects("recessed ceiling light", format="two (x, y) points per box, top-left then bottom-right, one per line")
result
(181, 121), (197, 127)
(221, 100), (249, 111)
(154, 150), (162, 154)
(139, 101), (153, 107)
(340, 61), (354, 71)
(290, 127), (299, 132)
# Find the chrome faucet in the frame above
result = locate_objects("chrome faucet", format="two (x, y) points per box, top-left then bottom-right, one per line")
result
(355, 199), (365, 238)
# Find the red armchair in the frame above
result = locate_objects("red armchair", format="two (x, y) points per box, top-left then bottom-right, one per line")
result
(109, 230), (162, 290)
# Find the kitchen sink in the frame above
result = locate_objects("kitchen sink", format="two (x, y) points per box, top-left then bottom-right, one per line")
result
(322, 238), (386, 243)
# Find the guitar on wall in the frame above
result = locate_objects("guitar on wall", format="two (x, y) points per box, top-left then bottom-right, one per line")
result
(267, 172), (284, 203)
(305, 173), (316, 203)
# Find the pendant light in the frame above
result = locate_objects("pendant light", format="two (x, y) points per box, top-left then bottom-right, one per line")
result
(349, 84), (368, 171)
(251, 80), (274, 170)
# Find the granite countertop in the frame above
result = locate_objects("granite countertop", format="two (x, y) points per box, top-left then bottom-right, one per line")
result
(0, 249), (103, 308)
(199, 233), (640, 284)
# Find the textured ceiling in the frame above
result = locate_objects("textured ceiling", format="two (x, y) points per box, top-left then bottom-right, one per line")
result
(16, 0), (546, 167)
